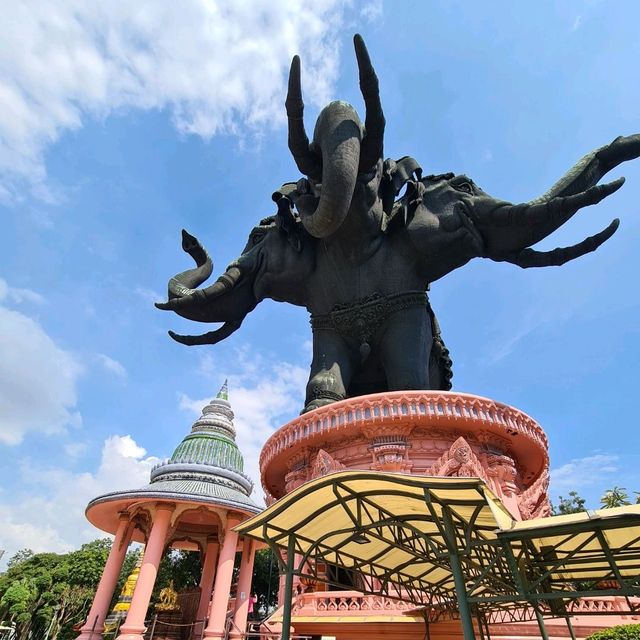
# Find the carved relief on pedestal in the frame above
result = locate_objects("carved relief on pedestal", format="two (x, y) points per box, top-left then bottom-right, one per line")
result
(285, 447), (311, 492)
(485, 454), (519, 497)
(361, 423), (414, 472)
(368, 436), (413, 472)
(518, 471), (551, 520)
(427, 436), (488, 482)
(309, 449), (345, 480)
(285, 469), (308, 493)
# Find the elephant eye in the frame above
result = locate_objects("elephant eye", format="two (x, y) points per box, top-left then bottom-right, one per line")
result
(455, 181), (474, 195)
(251, 231), (265, 246)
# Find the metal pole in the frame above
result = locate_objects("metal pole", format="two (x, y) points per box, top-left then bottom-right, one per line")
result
(280, 536), (296, 640)
(148, 613), (158, 640)
(565, 615), (577, 640)
(421, 611), (431, 640)
(534, 609), (550, 640)
(475, 610), (485, 640)
(440, 506), (476, 640)
(88, 614), (98, 640)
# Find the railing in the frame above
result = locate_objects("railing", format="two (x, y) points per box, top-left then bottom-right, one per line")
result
(260, 390), (548, 475)
(292, 591), (415, 615)
(289, 591), (640, 623)
(567, 596), (640, 616)
(145, 614), (206, 639)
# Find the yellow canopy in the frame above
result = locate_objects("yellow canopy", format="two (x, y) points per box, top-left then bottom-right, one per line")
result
(236, 471), (640, 612)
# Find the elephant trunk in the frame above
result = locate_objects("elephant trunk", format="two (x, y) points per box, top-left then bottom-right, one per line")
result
(286, 34), (384, 238)
(159, 230), (246, 322)
(299, 101), (363, 238)
(168, 229), (213, 299)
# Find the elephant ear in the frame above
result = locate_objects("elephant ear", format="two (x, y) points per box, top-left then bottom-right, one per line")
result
(381, 156), (422, 233)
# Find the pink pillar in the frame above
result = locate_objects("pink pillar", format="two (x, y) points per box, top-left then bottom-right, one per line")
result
(76, 512), (133, 639)
(196, 537), (219, 624)
(117, 502), (175, 640)
(230, 537), (256, 640)
(204, 515), (241, 639)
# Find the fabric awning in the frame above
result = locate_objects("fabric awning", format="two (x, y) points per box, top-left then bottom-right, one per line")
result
(235, 471), (640, 616)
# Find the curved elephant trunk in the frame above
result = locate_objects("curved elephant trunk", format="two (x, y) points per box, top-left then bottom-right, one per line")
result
(286, 34), (385, 239)
(167, 229), (213, 299)
(158, 231), (246, 323)
(300, 101), (363, 238)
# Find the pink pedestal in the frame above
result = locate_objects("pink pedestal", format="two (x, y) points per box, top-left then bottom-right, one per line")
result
(76, 513), (132, 639)
(117, 503), (175, 640)
(260, 391), (551, 521)
(258, 391), (638, 639)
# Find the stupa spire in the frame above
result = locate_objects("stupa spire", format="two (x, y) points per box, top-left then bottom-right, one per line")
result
(217, 379), (229, 400)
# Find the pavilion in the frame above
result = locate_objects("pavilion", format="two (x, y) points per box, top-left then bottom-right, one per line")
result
(236, 470), (640, 640)
(77, 382), (261, 640)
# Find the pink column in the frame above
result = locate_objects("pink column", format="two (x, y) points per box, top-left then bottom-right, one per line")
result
(117, 502), (175, 640)
(230, 537), (256, 640)
(196, 537), (219, 625)
(76, 512), (133, 639)
(204, 514), (241, 639)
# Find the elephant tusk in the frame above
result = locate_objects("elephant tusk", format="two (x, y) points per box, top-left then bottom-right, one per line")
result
(286, 55), (322, 179)
(354, 34), (385, 173)
(168, 320), (243, 346)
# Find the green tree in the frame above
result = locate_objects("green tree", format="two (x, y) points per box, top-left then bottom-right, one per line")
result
(152, 549), (202, 605)
(0, 540), (112, 640)
(600, 487), (631, 509)
(6, 550), (34, 570)
(251, 549), (279, 615)
(552, 491), (586, 515)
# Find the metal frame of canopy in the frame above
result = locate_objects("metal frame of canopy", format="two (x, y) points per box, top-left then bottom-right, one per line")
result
(235, 471), (640, 640)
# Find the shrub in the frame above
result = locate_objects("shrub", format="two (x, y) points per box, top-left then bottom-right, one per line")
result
(587, 623), (640, 640)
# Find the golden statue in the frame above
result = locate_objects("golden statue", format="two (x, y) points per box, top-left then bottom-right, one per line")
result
(156, 580), (180, 612)
(103, 549), (143, 633)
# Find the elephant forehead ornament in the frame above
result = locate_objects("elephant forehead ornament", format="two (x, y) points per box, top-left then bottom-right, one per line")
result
(157, 34), (639, 414)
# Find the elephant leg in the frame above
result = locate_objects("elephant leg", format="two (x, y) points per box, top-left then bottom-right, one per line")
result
(379, 306), (432, 391)
(303, 329), (357, 413)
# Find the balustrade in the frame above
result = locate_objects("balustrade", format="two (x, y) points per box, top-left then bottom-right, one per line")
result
(260, 391), (548, 473)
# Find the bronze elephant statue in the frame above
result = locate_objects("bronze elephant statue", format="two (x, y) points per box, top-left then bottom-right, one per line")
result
(157, 35), (639, 413)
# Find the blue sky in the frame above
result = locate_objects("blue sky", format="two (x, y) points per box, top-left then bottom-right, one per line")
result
(1, 1), (639, 564)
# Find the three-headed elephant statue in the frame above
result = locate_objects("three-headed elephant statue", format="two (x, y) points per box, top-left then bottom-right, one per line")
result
(157, 35), (640, 413)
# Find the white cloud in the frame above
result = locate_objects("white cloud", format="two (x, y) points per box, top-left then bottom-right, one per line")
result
(0, 281), (83, 444)
(135, 286), (163, 305)
(179, 350), (307, 502)
(0, 278), (44, 305)
(64, 441), (89, 460)
(96, 353), (127, 379)
(0, 435), (159, 564)
(551, 454), (619, 491)
(0, 0), (350, 200)
(360, 0), (383, 21)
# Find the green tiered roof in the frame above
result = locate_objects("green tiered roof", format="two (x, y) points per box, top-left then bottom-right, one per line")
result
(167, 381), (244, 471)
(87, 380), (260, 514)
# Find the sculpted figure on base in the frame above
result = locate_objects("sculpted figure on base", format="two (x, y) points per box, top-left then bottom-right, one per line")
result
(157, 35), (639, 413)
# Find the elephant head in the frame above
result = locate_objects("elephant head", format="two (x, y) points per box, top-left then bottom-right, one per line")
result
(394, 133), (640, 284)
(287, 34), (385, 239)
(156, 198), (313, 345)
